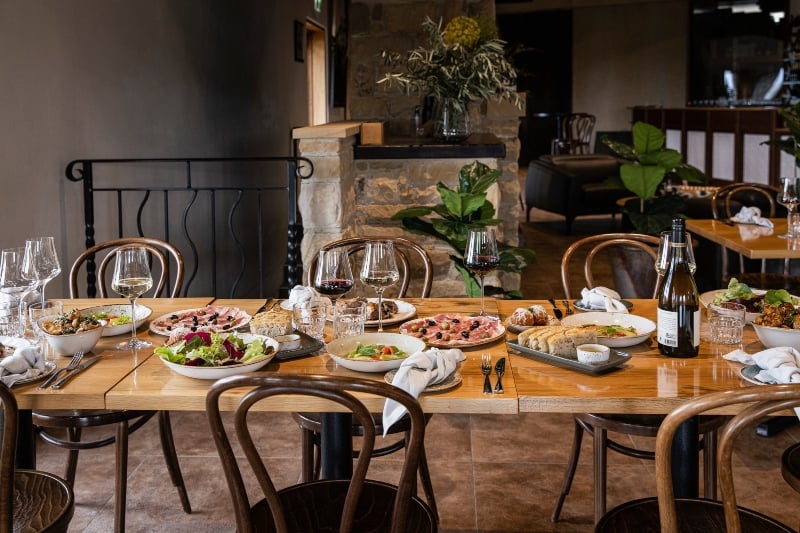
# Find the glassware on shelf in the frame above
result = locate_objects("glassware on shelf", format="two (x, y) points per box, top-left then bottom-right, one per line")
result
(463, 227), (500, 317)
(111, 246), (153, 350)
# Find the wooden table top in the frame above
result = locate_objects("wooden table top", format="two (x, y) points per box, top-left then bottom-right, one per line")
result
(685, 218), (800, 259)
(497, 300), (758, 415)
(12, 297), (763, 416)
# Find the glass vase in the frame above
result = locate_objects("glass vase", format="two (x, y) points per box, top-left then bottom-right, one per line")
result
(432, 97), (471, 142)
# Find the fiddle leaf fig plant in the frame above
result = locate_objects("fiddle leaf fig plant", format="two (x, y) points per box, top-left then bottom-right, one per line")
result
(602, 121), (706, 235)
(762, 102), (800, 164)
(391, 161), (535, 298)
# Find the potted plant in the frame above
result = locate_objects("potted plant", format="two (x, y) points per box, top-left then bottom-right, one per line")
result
(391, 161), (535, 298)
(601, 121), (706, 235)
(763, 102), (800, 163)
(378, 16), (520, 142)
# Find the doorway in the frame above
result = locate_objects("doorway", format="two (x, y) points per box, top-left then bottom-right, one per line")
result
(306, 21), (327, 125)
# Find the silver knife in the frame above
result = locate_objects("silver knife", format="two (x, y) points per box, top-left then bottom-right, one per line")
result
(51, 356), (102, 389)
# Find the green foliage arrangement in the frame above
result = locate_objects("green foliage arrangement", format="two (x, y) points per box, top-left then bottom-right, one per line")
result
(391, 161), (535, 298)
(378, 16), (521, 111)
(763, 102), (800, 164)
(601, 121), (706, 235)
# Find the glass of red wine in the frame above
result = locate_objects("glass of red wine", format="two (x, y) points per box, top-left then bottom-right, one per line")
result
(464, 227), (500, 317)
(313, 247), (354, 304)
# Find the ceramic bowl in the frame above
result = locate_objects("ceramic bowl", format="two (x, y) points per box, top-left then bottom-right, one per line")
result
(81, 303), (153, 337)
(326, 332), (425, 373)
(37, 315), (105, 356)
(752, 323), (800, 350)
(157, 333), (279, 380)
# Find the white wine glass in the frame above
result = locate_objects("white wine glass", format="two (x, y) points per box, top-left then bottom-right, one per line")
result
(313, 247), (354, 304)
(464, 227), (500, 317)
(359, 241), (399, 332)
(21, 236), (61, 307)
(0, 247), (35, 337)
(111, 246), (153, 350)
(778, 177), (800, 238)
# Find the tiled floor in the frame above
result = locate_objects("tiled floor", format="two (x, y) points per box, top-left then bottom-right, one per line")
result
(33, 210), (800, 532)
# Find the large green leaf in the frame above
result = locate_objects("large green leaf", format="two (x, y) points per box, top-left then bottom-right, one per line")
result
(600, 137), (637, 161)
(655, 149), (682, 171)
(454, 261), (481, 297)
(632, 121), (665, 154)
(392, 205), (435, 220)
(438, 184), (486, 217)
(620, 164), (665, 200)
(458, 161), (500, 194)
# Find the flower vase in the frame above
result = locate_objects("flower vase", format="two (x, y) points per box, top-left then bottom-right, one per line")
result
(432, 97), (471, 142)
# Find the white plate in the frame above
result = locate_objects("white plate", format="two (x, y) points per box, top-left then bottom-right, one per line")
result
(740, 364), (774, 385)
(149, 305), (252, 336)
(384, 369), (462, 392)
(158, 333), (278, 380)
(573, 299), (633, 313)
(81, 304), (153, 337)
(560, 312), (656, 348)
(12, 361), (57, 387)
(0, 336), (31, 357)
(398, 314), (506, 348)
(326, 333), (425, 373)
(364, 299), (417, 327)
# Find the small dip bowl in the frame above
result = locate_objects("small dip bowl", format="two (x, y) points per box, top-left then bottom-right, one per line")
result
(576, 343), (610, 364)
(274, 334), (301, 351)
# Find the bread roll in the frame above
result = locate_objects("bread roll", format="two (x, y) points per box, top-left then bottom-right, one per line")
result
(250, 309), (293, 337)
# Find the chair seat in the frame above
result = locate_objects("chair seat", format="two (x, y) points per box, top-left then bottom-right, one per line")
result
(782, 442), (800, 493)
(596, 496), (795, 532)
(249, 479), (436, 533)
(14, 470), (75, 533)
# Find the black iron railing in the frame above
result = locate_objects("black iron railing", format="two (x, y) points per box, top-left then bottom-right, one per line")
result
(65, 156), (313, 298)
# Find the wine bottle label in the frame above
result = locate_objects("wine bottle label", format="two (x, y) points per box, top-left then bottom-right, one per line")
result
(657, 308), (700, 348)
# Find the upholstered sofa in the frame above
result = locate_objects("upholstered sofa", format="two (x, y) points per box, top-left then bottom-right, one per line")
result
(524, 154), (630, 233)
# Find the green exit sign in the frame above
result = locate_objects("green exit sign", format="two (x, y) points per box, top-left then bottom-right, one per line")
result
(314, 0), (322, 12)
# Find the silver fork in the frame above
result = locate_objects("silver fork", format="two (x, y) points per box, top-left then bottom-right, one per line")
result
(481, 353), (492, 395)
(562, 300), (574, 315)
(39, 350), (84, 389)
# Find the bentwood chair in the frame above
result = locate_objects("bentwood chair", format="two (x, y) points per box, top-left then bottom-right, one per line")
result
(207, 373), (437, 533)
(554, 234), (724, 524)
(596, 385), (799, 532)
(551, 113), (596, 155)
(1, 381), (74, 533)
(299, 236), (437, 519)
(33, 237), (191, 532)
(710, 182), (800, 291)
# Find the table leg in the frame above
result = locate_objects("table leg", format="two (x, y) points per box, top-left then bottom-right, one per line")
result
(320, 412), (352, 479)
(671, 416), (699, 498)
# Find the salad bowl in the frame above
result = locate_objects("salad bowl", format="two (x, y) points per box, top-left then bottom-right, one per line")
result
(327, 332), (424, 372)
(155, 332), (278, 380)
(81, 303), (153, 337)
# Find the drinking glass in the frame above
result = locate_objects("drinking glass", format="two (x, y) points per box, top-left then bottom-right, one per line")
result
(292, 302), (329, 341)
(313, 248), (354, 304)
(359, 241), (399, 332)
(778, 177), (800, 239)
(464, 228), (500, 317)
(655, 230), (697, 276)
(0, 247), (36, 332)
(22, 236), (61, 306)
(29, 299), (63, 358)
(111, 246), (153, 350)
(333, 299), (368, 339)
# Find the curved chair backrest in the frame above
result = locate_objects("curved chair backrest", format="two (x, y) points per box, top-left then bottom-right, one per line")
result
(654, 384), (800, 533)
(307, 236), (433, 298)
(0, 382), (17, 533)
(561, 233), (661, 299)
(69, 237), (185, 298)
(206, 373), (435, 533)
(711, 183), (778, 220)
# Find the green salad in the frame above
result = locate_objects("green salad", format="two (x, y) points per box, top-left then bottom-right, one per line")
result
(346, 343), (407, 361)
(712, 278), (797, 312)
(155, 331), (274, 367)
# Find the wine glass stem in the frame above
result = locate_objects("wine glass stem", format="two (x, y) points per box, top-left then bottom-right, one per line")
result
(129, 297), (138, 343)
(479, 274), (486, 316)
(376, 289), (384, 332)
(40, 280), (48, 306)
(789, 207), (797, 238)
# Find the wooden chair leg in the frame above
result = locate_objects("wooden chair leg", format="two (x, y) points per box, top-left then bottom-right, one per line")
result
(300, 427), (316, 482)
(552, 418), (584, 522)
(66, 426), (81, 485)
(702, 428), (718, 500)
(115, 420), (129, 533)
(593, 426), (608, 524)
(157, 411), (192, 513)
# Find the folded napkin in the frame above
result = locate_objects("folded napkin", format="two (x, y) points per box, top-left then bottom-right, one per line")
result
(737, 224), (774, 241)
(287, 285), (319, 308)
(731, 206), (774, 228)
(382, 348), (466, 435)
(580, 287), (628, 313)
(723, 346), (800, 384)
(0, 346), (45, 386)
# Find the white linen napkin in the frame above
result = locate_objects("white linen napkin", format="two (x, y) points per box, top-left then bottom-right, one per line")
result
(580, 287), (628, 313)
(0, 346), (45, 386)
(737, 224), (774, 241)
(731, 206), (774, 228)
(723, 347), (800, 384)
(382, 348), (465, 435)
(287, 285), (319, 308)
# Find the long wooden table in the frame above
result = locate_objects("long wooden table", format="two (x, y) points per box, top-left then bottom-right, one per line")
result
(685, 218), (800, 260)
(13, 297), (764, 491)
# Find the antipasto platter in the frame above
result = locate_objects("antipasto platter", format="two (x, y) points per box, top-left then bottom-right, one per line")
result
(398, 313), (505, 348)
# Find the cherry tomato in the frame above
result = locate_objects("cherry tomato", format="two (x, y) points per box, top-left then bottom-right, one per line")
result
(380, 346), (394, 355)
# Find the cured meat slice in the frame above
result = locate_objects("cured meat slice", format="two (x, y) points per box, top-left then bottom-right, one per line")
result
(399, 314), (505, 347)
(150, 306), (252, 336)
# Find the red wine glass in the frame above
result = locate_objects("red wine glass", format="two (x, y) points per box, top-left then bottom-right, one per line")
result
(313, 248), (354, 304)
(464, 228), (500, 317)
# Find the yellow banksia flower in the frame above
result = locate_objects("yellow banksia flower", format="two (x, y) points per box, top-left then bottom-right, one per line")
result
(443, 16), (480, 49)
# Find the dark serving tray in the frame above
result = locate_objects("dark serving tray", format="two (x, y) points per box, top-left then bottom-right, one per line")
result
(274, 330), (324, 361)
(506, 341), (631, 375)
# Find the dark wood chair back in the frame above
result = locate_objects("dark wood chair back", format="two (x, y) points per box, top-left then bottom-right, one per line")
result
(206, 373), (437, 533)
(306, 236), (433, 298)
(68, 236), (184, 298)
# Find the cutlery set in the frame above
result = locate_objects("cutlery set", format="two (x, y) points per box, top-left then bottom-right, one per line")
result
(549, 297), (572, 319)
(38, 350), (100, 390)
(481, 354), (506, 395)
